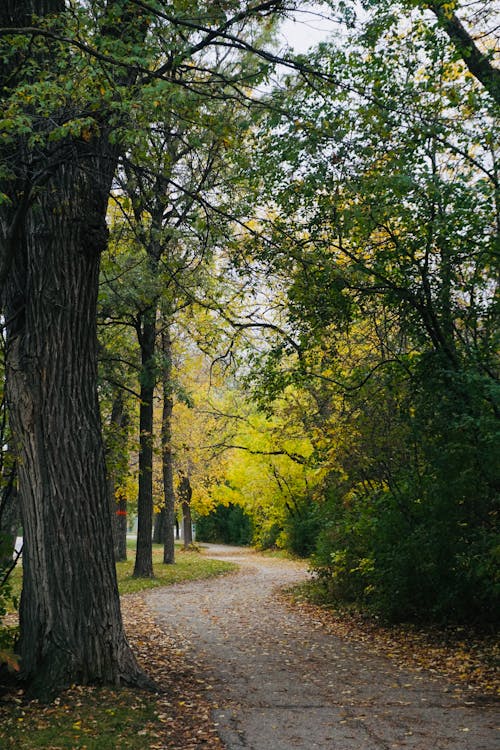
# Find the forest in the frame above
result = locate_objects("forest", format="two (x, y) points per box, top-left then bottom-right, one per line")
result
(0, 0), (498, 700)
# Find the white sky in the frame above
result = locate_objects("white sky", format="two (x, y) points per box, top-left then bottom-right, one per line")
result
(277, 3), (339, 53)
(278, 1), (500, 62)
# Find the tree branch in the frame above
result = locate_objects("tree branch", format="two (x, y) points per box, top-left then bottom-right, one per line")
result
(425, 1), (500, 105)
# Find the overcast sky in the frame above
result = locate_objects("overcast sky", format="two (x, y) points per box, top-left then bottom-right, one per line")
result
(277, 3), (339, 53)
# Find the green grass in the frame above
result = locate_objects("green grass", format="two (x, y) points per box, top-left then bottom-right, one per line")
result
(117, 543), (237, 594)
(5, 542), (237, 606)
(0, 687), (159, 749)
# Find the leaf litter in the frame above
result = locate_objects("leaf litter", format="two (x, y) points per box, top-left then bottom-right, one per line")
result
(280, 587), (499, 700)
(0, 593), (225, 749)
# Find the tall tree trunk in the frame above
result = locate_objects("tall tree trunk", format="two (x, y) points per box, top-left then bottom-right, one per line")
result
(182, 499), (193, 548)
(4, 154), (147, 699)
(0, 0), (153, 701)
(133, 308), (156, 577)
(161, 325), (175, 564)
(115, 489), (128, 563)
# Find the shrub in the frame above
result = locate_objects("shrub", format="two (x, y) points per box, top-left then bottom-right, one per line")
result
(282, 499), (322, 558)
(253, 521), (282, 550)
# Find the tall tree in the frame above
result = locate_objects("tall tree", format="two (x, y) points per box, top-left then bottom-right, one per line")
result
(0, 0), (154, 697)
(0, 0), (289, 696)
(160, 323), (176, 564)
(107, 34), (268, 574)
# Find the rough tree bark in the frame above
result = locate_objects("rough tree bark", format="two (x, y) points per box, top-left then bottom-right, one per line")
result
(0, 0), (151, 698)
(4, 153), (148, 698)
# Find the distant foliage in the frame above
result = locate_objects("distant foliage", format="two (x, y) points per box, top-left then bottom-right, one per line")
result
(196, 504), (253, 546)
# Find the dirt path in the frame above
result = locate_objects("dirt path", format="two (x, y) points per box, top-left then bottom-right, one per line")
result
(145, 545), (499, 750)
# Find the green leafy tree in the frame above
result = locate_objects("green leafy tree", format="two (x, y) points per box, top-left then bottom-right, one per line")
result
(244, 1), (499, 621)
(0, 0), (290, 697)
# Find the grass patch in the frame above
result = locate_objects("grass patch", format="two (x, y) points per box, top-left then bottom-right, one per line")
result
(5, 543), (237, 605)
(0, 686), (159, 749)
(117, 544), (237, 594)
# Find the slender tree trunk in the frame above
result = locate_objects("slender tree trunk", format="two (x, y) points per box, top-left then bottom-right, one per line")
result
(115, 490), (128, 562)
(161, 325), (175, 564)
(182, 500), (193, 547)
(133, 308), (156, 577)
(426, 2), (500, 105)
(152, 508), (166, 545)
(107, 392), (128, 562)
(179, 474), (193, 548)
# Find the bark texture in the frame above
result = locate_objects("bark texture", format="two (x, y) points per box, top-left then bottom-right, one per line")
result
(179, 474), (193, 548)
(4, 152), (148, 698)
(0, 0), (150, 698)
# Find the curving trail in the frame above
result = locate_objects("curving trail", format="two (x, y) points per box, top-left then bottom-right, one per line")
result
(145, 545), (499, 750)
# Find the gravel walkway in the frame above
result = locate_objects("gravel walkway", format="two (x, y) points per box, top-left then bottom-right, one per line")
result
(145, 545), (499, 750)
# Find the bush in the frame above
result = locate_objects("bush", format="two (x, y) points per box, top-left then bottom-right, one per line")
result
(253, 521), (282, 551)
(309, 359), (499, 626)
(310, 453), (499, 624)
(311, 488), (377, 604)
(282, 499), (322, 558)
